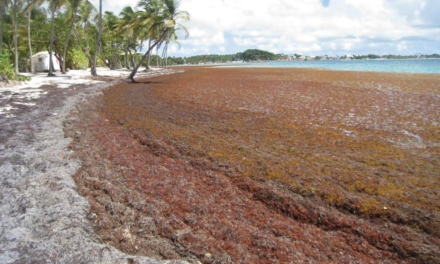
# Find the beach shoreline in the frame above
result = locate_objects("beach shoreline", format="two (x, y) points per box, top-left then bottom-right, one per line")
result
(1, 67), (439, 263)
(186, 58), (440, 75)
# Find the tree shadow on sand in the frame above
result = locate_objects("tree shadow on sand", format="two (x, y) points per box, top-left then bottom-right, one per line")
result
(126, 79), (162, 85)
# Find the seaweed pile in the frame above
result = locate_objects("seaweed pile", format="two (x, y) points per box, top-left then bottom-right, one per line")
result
(68, 67), (440, 263)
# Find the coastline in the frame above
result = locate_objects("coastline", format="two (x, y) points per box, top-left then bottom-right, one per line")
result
(1, 67), (439, 263)
(1, 0), (438, 262)
(213, 59), (440, 75)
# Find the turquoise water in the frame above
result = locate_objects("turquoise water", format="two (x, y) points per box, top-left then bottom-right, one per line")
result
(225, 59), (440, 74)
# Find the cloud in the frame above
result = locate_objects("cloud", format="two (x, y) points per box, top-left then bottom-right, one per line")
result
(86, 0), (440, 56)
(173, 0), (440, 56)
(89, 0), (138, 15)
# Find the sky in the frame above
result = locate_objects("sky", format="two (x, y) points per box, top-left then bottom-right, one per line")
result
(90, 0), (440, 57)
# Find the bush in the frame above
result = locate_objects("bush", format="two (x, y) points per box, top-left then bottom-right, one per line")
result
(69, 48), (89, 70)
(17, 74), (31, 81)
(0, 49), (15, 80)
(0, 50), (31, 82)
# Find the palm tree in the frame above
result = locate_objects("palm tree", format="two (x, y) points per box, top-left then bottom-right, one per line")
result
(117, 6), (135, 69)
(11, 0), (22, 78)
(26, 0), (33, 72)
(137, 0), (161, 70)
(74, 0), (96, 67)
(24, 0), (44, 73)
(162, 28), (179, 68)
(2, 15), (13, 54)
(102, 11), (122, 69)
(127, 0), (189, 82)
(61, 0), (81, 74)
(90, 0), (101, 76)
(47, 0), (67, 76)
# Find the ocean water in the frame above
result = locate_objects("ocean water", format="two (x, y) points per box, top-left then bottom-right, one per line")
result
(225, 59), (440, 74)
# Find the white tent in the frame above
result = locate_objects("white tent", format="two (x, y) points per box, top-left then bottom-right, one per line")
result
(32, 51), (61, 72)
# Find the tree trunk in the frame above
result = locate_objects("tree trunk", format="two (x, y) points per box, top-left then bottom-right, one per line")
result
(27, 0), (34, 73)
(146, 39), (151, 70)
(50, 56), (55, 72)
(62, 4), (78, 74)
(128, 48), (135, 69)
(156, 46), (159, 67)
(128, 29), (169, 82)
(13, 0), (18, 78)
(91, 0), (103, 76)
(48, 7), (56, 76)
(111, 43), (121, 69)
(83, 22), (92, 68)
(124, 33), (130, 69)
(161, 41), (169, 68)
(97, 53), (111, 68)
(165, 43), (168, 68)
(53, 44), (64, 71)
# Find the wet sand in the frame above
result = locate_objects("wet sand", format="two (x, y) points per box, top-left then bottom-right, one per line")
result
(69, 67), (440, 263)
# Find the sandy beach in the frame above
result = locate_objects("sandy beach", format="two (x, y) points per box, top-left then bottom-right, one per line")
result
(2, 0), (438, 262)
(0, 68), (188, 264)
(1, 67), (439, 263)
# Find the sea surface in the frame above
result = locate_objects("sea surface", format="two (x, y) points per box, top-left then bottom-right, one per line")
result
(223, 59), (440, 74)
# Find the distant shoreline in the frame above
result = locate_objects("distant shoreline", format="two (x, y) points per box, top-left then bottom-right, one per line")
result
(170, 59), (440, 75)
(203, 58), (440, 74)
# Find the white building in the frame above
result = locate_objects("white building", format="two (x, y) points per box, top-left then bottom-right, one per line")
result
(32, 51), (61, 72)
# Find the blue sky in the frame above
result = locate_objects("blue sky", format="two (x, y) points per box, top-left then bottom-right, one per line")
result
(92, 0), (440, 57)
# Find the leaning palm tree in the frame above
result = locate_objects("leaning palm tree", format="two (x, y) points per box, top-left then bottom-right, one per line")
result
(127, 0), (189, 82)
(90, 0), (101, 76)
(137, 0), (161, 70)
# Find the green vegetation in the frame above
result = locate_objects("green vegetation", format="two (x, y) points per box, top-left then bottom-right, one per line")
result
(0, 0), (189, 81)
(241, 49), (277, 61)
(352, 54), (440, 60)
(166, 49), (284, 65)
(0, 49), (15, 79)
(166, 50), (440, 65)
(69, 48), (88, 69)
(352, 54), (381, 60)
(0, 49), (30, 81)
(1, 0), (437, 78)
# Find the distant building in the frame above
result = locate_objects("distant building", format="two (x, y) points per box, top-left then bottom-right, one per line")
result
(32, 51), (60, 72)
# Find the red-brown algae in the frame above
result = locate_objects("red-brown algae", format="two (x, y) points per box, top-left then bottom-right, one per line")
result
(70, 67), (440, 263)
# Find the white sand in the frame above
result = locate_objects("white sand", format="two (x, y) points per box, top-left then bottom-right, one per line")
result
(0, 67), (165, 117)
